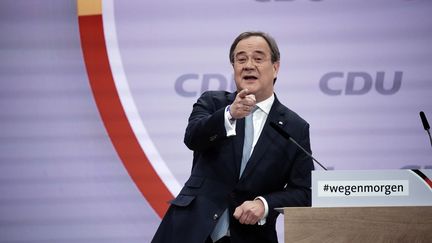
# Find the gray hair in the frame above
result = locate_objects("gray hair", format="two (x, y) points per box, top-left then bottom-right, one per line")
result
(229, 31), (280, 64)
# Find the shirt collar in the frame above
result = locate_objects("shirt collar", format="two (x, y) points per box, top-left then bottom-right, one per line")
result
(256, 93), (274, 115)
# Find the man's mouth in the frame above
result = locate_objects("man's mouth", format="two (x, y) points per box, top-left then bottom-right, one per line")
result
(243, 75), (258, 81)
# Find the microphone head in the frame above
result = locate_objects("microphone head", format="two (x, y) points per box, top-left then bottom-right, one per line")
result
(420, 111), (430, 130)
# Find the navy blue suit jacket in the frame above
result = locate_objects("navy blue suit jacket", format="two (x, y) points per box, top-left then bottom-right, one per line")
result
(152, 91), (313, 243)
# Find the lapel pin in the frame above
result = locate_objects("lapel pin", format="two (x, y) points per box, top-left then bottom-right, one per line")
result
(278, 121), (283, 125)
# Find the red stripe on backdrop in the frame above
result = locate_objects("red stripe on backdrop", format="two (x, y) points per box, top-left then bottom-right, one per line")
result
(425, 178), (432, 189)
(78, 14), (173, 218)
(412, 169), (432, 190)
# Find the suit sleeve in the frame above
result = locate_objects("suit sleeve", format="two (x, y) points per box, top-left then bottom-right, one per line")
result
(184, 91), (229, 151)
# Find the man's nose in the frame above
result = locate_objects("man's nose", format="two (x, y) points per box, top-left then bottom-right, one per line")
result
(244, 59), (256, 70)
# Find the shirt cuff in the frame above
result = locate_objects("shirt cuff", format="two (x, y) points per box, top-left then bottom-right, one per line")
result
(255, 196), (269, 225)
(224, 105), (236, 137)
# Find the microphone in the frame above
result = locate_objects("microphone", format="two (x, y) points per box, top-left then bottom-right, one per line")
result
(270, 121), (328, 170)
(419, 111), (432, 147)
(420, 111), (430, 130)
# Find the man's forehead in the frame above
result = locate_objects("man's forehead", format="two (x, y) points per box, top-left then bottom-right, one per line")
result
(235, 49), (267, 56)
(234, 37), (270, 55)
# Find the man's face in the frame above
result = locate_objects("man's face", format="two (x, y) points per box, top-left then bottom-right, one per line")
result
(232, 36), (280, 102)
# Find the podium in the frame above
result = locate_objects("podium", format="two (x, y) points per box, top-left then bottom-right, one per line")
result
(280, 169), (432, 242)
(283, 206), (432, 243)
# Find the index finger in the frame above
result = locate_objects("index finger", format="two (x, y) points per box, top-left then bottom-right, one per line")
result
(237, 89), (249, 99)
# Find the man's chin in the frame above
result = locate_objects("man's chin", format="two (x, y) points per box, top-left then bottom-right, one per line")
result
(241, 84), (258, 93)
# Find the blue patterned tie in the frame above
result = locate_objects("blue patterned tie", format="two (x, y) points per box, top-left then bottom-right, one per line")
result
(211, 107), (256, 242)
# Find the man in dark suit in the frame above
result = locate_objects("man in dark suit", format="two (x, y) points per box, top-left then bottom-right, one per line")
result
(152, 31), (314, 243)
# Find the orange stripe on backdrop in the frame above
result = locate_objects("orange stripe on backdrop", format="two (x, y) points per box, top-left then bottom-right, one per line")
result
(77, 0), (102, 16)
(78, 14), (173, 218)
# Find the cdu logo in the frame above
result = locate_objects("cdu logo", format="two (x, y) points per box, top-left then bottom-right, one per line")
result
(175, 73), (235, 97)
(319, 71), (403, 96)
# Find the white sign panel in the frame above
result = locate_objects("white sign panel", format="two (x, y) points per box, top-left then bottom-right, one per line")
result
(313, 170), (432, 207)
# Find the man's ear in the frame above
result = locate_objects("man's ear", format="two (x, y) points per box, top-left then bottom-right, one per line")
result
(273, 61), (280, 78)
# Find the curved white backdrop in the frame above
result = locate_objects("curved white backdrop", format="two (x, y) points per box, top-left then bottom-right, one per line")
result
(0, 0), (431, 242)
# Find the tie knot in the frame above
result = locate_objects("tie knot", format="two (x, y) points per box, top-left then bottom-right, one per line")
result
(251, 106), (259, 114)
(245, 106), (258, 121)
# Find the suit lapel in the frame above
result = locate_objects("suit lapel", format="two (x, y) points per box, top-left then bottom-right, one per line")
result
(233, 118), (245, 177)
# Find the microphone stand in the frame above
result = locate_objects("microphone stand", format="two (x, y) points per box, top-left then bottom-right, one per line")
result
(287, 135), (328, 171)
(270, 122), (328, 170)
